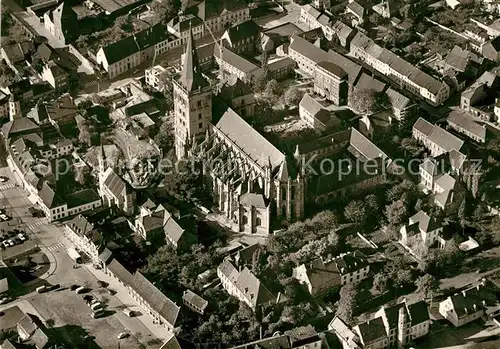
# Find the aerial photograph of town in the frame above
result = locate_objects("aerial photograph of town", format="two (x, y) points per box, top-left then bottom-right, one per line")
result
(2, 0), (500, 347)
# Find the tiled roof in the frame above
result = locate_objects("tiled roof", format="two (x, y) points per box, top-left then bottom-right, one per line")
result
(101, 24), (168, 65)
(164, 216), (185, 244)
(409, 210), (441, 233)
(349, 128), (388, 161)
(131, 272), (180, 326)
(236, 267), (275, 308)
(66, 215), (94, 236)
(103, 168), (130, 198)
(447, 281), (498, 319)
(327, 50), (362, 85)
(355, 73), (386, 93)
(218, 259), (239, 282)
(413, 117), (434, 136)
(215, 47), (261, 74)
(225, 19), (260, 43)
(183, 289), (208, 311)
(347, 1), (365, 18)
(445, 46), (471, 72)
(332, 20), (354, 41)
(108, 258), (134, 285)
(215, 107), (285, 170)
(434, 173), (456, 192)
(0, 278), (8, 294)
(427, 124), (464, 152)
(284, 325), (318, 342)
(334, 251), (368, 275)
(407, 300), (430, 326)
(385, 88), (411, 111)
(316, 61), (347, 79)
(294, 259), (340, 293)
(38, 182), (65, 209)
(356, 317), (386, 343)
(1, 117), (39, 139)
(230, 334), (291, 349)
(160, 334), (196, 349)
(447, 110), (486, 141)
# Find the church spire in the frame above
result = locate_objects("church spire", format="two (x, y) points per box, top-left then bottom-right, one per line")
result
(178, 23), (209, 92)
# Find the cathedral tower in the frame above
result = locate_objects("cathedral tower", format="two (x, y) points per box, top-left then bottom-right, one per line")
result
(173, 25), (212, 160)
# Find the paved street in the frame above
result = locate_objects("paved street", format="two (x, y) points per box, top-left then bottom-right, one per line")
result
(0, 166), (165, 348)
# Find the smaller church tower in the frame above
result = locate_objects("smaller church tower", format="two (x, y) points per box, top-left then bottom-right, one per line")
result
(173, 24), (213, 160)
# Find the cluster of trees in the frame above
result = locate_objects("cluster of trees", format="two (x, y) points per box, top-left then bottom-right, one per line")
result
(335, 283), (360, 325)
(153, 117), (174, 154)
(373, 256), (415, 294)
(161, 160), (210, 206)
(349, 88), (389, 115)
(343, 194), (382, 231)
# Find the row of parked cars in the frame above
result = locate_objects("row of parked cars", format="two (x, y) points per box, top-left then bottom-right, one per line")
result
(1, 229), (27, 249)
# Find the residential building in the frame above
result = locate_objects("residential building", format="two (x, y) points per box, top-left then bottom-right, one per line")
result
(418, 153), (465, 209)
(145, 65), (172, 93)
(268, 57), (296, 81)
(439, 279), (500, 327)
(1, 41), (35, 75)
(217, 259), (281, 311)
(221, 20), (261, 55)
(182, 290), (208, 315)
(260, 22), (303, 53)
(43, 2), (79, 44)
(41, 61), (69, 90)
(293, 251), (369, 296)
(230, 325), (322, 349)
(289, 34), (362, 85)
(412, 117), (464, 157)
(314, 0), (332, 10)
(214, 46), (262, 84)
(447, 110), (487, 143)
(350, 32), (450, 106)
(385, 88), (414, 120)
(444, 46), (484, 73)
(482, 36), (500, 61)
(0, 91), (20, 121)
(106, 259), (180, 331)
(329, 299), (431, 348)
(400, 210), (444, 252)
(314, 60), (348, 105)
(96, 24), (170, 78)
(64, 214), (103, 264)
(346, 1), (365, 26)
(331, 20), (356, 48)
(174, 27), (304, 233)
(299, 5), (321, 30)
(372, 0), (396, 18)
(460, 70), (500, 120)
(168, 0), (250, 46)
(299, 93), (341, 131)
(98, 144), (136, 216)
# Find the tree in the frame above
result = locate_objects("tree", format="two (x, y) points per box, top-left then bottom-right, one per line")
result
(373, 273), (390, 294)
(153, 0), (182, 24)
(264, 79), (282, 102)
(400, 137), (424, 157)
(284, 87), (304, 106)
(385, 200), (408, 226)
(154, 118), (174, 153)
(75, 166), (90, 186)
(336, 283), (358, 325)
(344, 200), (367, 224)
(458, 198), (468, 231)
(415, 274), (439, 299)
(349, 88), (376, 115)
(78, 123), (92, 147)
(162, 160), (208, 205)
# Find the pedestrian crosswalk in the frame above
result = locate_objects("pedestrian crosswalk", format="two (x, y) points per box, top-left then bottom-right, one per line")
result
(46, 242), (65, 252)
(27, 221), (45, 230)
(0, 183), (15, 191)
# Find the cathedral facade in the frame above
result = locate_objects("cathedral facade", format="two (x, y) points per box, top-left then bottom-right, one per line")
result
(173, 28), (304, 235)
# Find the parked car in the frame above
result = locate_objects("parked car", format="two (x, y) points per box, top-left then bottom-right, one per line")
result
(92, 310), (104, 319)
(6, 240), (14, 247)
(0, 297), (12, 305)
(117, 333), (129, 339)
(0, 214), (9, 221)
(76, 286), (86, 294)
(36, 286), (48, 293)
(91, 303), (103, 311)
(0, 176), (8, 183)
(97, 280), (108, 288)
(123, 309), (135, 317)
(17, 234), (26, 241)
(2, 241), (9, 248)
